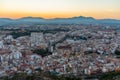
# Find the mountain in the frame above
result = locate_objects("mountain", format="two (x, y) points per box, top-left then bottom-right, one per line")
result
(0, 16), (120, 26)
(0, 18), (13, 26)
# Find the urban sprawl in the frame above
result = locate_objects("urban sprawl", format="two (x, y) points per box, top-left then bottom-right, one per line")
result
(0, 24), (120, 78)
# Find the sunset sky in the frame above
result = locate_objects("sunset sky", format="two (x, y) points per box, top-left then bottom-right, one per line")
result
(0, 0), (120, 19)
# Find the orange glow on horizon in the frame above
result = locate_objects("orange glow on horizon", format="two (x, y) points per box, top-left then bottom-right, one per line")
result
(0, 0), (120, 19)
(0, 11), (120, 20)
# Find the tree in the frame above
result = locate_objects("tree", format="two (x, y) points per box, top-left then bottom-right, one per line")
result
(32, 48), (52, 57)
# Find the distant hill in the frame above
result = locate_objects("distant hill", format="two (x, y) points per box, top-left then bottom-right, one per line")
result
(0, 16), (120, 26)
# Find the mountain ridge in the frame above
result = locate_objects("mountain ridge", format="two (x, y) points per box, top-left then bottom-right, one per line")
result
(0, 16), (120, 26)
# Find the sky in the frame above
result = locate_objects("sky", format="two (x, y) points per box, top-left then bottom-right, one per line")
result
(0, 0), (120, 19)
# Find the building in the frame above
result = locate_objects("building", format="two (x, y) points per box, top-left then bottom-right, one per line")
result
(30, 33), (44, 47)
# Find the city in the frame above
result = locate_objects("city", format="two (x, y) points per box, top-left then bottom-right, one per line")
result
(0, 23), (120, 79)
(0, 0), (120, 80)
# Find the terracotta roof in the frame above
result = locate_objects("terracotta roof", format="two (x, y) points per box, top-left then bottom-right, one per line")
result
(0, 49), (11, 55)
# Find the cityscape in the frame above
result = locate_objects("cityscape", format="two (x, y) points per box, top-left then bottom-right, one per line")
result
(0, 0), (120, 80)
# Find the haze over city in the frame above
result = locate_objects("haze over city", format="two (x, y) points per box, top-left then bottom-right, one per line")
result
(0, 0), (120, 19)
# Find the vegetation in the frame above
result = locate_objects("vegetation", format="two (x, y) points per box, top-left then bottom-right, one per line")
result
(100, 71), (120, 80)
(65, 35), (87, 40)
(9, 28), (69, 39)
(11, 31), (30, 39)
(115, 50), (120, 55)
(32, 48), (52, 57)
(1, 71), (81, 80)
(2, 71), (120, 80)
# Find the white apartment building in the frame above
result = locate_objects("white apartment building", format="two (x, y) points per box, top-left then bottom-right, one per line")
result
(30, 32), (44, 47)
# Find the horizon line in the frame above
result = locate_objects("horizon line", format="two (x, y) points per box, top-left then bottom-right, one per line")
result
(0, 16), (120, 20)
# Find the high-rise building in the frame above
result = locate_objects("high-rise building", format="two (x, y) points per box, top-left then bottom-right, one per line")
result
(30, 33), (44, 47)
